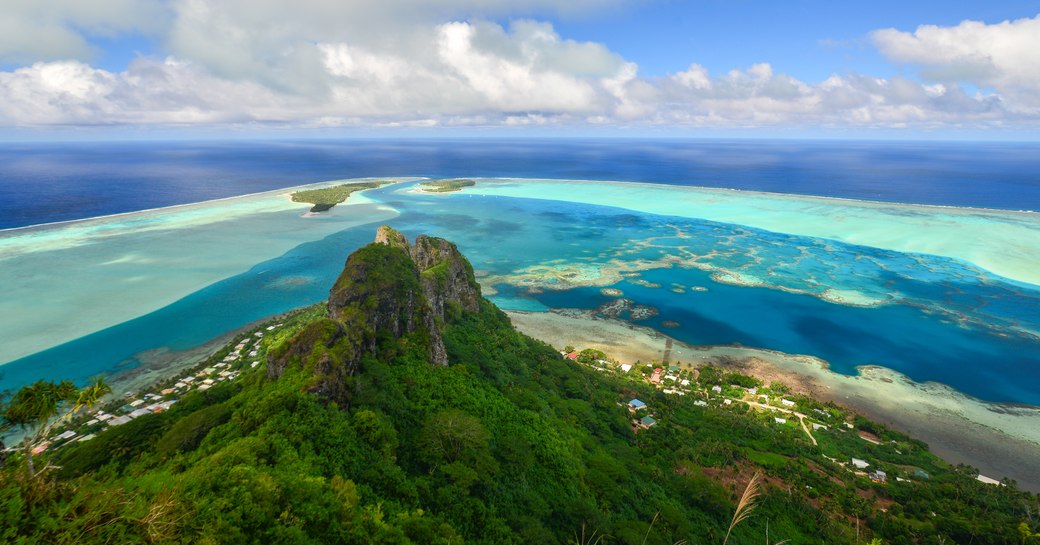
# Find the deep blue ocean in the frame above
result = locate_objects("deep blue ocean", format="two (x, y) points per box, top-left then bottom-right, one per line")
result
(3, 139), (1040, 230)
(2, 139), (1039, 405)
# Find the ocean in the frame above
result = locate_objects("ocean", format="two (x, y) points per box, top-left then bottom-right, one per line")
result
(3, 139), (1040, 231)
(1, 139), (1039, 407)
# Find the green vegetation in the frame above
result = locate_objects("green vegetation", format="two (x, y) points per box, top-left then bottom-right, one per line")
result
(419, 179), (476, 193)
(1, 377), (109, 478)
(1, 237), (1037, 544)
(290, 181), (385, 212)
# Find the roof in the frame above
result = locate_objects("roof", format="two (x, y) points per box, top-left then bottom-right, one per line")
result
(629, 399), (646, 408)
(565, 352), (579, 360)
(639, 416), (657, 426)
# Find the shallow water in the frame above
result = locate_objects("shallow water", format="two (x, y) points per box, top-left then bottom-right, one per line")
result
(3, 180), (1039, 407)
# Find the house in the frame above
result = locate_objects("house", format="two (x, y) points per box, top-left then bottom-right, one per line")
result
(747, 387), (758, 395)
(628, 399), (647, 412)
(869, 470), (888, 483)
(912, 469), (930, 480)
(664, 374), (678, 382)
(565, 352), (579, 361)
(711, 385), (722, 393)
(774, 417), (787, 424)
(781, 399), (795, 407)
(129, 399), (145, 407)
(851, 458), (870, 469)
(723, 399), (733, 405)
(694, 400), (708, 407)
(976, 475), (1003, 486)
(680, 379), (690, 386)
(619, 363), (633, 373)
(668, 364), (679, 373)
(650, 368), (663, 383)
(129, 408), (152, 419)
(812, 423), (828, 431)
(638, 415), (657, 429)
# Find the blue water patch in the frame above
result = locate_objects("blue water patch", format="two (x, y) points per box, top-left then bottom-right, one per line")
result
(3, 180), (1040, 409)
(0, 227), (376, 389)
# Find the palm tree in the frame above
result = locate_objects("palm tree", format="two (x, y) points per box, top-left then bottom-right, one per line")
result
(1, 377), (111, 477)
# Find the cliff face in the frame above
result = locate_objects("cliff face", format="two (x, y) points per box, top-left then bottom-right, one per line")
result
(267, 226), (482, 399)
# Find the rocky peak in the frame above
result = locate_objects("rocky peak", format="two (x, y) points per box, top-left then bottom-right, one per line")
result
(267, 226), (482, 400)
(374, 224), (411, 251)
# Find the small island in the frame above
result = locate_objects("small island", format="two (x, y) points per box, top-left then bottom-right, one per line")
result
(418, 178), (476, 193)
(290, 181), (385, 212)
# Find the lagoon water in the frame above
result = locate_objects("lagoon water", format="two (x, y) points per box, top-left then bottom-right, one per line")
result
(1, 140), (1039, 408)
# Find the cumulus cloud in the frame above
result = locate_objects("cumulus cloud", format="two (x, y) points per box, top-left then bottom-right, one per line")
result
(0, 2), (1036, 130)
(872, 14), (1040, 111)
(0, 0), (166, 63)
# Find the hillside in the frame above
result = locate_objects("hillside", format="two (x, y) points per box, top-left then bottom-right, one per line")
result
(1, 226), (1037, 545)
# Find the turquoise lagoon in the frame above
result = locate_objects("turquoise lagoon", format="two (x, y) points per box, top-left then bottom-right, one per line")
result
(2, 179), (1039, 407)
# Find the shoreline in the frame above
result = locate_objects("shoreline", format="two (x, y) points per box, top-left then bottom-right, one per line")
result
(506, 308), (1040, 492)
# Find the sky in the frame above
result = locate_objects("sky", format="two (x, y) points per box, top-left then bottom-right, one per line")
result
(0, 0), (1038, 138)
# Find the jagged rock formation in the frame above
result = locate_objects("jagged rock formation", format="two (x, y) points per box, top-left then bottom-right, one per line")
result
(267, 226), (482, 400)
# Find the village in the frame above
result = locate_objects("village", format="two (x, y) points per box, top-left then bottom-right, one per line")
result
(559, 345), (1005, 488)
(17, 320), (286, 459)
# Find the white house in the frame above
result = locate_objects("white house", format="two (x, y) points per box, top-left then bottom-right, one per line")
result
(781, 399), (795, 407)
(851, 458), (870, 469)
(774, 417), (787, 424)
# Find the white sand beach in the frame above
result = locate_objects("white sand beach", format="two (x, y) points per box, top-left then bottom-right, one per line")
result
(507, 309), (1040, 492)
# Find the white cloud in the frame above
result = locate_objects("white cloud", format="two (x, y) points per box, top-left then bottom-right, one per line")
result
(0, 2), (1036, 130)
(872, 14), (1040, 111)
